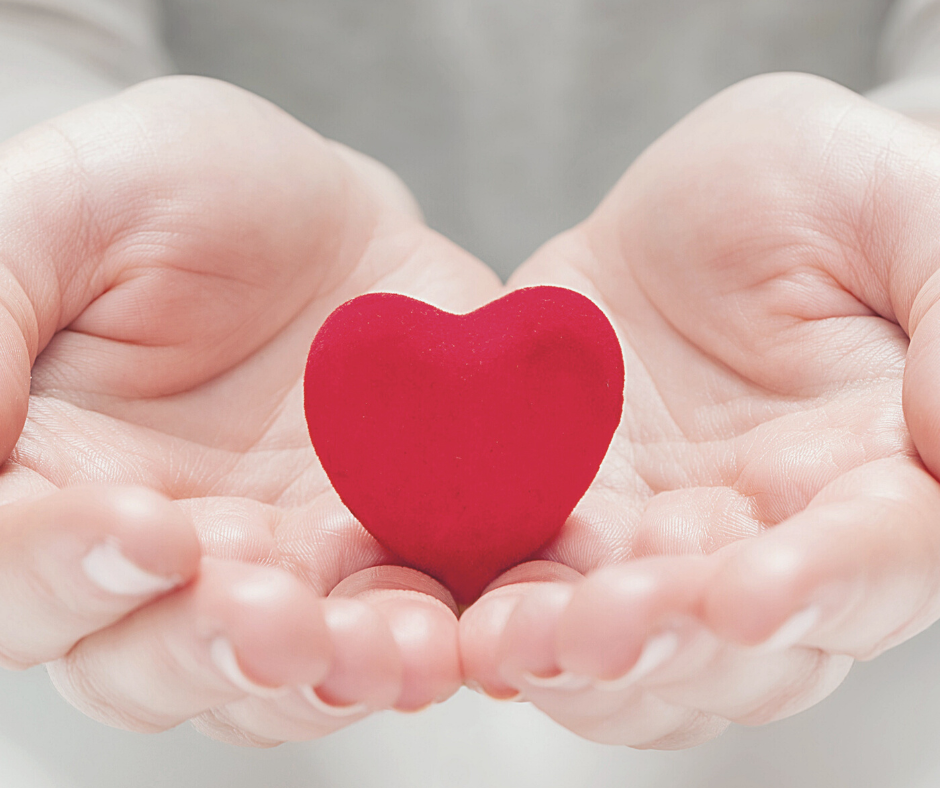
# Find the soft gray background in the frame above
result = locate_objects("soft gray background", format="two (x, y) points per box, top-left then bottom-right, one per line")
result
(4, 1), (940, 786)
(161, 0), (894, 279)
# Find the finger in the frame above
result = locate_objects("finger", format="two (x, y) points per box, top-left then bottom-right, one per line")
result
(646, 638), (854, 727)
(45, 558), (331, 733)
(190, 597), (402, 745)
(308, 597), (402, 710)
(484, 559), (845, 744)
(459, 587), (525, 699)
(0, 279), (30, 460)
(330, 565), (461, 712)
(538, 690), (728, 750)
(327, 140), (424, 220)
(189, 533), (461, 743)
(555, 556), (853, 726)
(0, 485), (198, 668)
(460, 561), (582, 699)
(555, 556), (712, 682)
(703, 458), (940, 660)
(194, 566), (460, 746)
(486, 568), (723, 748)
(905, 289), (940, 479)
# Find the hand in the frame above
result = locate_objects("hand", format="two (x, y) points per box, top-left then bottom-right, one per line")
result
(0, 76), (501, 745)
(461, 73), (940, 747)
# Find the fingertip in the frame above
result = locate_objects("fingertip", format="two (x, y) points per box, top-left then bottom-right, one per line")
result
(100, 486), (201, 585)
(462, 561), (582, 697)
(555, 566), (649, 678)
(0, 486), (201, 668)
(201, 561), (333, 690)
(459, 587), (525, 699)
(376, 594), (462, 711)
(313, 597), (402, 710)
(556, 558), (710, 679)
(495, 581), (576, 688)
(330, 566), (461, 711)
(703, 538), (817, 645)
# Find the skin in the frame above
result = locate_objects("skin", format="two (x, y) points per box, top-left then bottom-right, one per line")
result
(462, 72), (940, 747)
(4, 71), (940, 749)
(0, 76), (500, 745)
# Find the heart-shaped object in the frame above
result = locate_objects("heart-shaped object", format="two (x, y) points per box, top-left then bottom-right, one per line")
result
(304, 286), (624, 603)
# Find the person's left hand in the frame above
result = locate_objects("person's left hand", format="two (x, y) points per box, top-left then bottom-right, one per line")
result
(460, 73), (940, 747)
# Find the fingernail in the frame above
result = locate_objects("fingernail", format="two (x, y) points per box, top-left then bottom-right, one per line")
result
(465, 678), (522, 701)
(298, 685), (367, 717)
(209, 637), (289, 699)
(521, 670), (591, 690)
(752, 605), (820, 653)
(592, 631), (680, 691)
(82, 538), (179, 596)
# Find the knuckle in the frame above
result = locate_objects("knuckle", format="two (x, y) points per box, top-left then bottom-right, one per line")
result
(192, 709), (283, 748)
(0, 644), (38, 671)
(636, 711), (729, 750)
(0, 570), (93, 668)
(46, 656), (173, 734)
(732, 650), (851, 725)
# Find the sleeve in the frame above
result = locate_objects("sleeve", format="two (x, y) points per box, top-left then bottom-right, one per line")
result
(0, 0), (172, 141)
(867, 0), (940, 121)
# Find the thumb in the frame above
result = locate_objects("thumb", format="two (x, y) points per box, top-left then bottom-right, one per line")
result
(689, 77), (940, 481)
(903, 281), (940, 478)
(0, 283), (31, 460)
(837, 101), (940, 477)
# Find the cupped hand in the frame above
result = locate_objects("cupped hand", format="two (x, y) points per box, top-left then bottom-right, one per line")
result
(461, 73), (940, 747)
(0, 76), (501, 745)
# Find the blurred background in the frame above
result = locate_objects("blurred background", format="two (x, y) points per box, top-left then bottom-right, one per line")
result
(4, 1), (940, 785)
(0, 0), (903, 280)
(162, 0), (893, 280)
(159, 0), (893, 279)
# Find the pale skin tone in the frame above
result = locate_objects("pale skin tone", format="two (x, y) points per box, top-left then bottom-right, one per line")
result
(2, 71), (940, 747)
(464, 72), (940, 746)
(0, 76), (498, 744)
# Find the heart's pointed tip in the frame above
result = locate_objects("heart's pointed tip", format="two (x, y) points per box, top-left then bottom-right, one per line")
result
(449, 572), (498, 608)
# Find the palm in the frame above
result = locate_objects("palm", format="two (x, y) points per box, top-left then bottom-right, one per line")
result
(13, 211), (492, 584)
(513, 104), (911, 575)
(463, 74), (940, 747)
(14, 232), (487, 586)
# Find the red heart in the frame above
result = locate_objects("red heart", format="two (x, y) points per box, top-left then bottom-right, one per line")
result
(304, 286), (624, 603)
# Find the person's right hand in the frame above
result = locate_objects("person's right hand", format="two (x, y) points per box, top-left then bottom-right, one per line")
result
(0, 76), (501, 745)
(459, 73), (940, 747)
